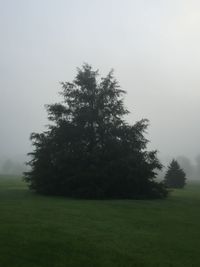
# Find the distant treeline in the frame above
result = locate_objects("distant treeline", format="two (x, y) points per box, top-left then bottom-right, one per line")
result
(0, 158), (26, 175)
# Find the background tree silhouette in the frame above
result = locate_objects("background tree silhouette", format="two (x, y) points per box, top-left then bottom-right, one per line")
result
(164, 159), (186, 188)
(24, 64), (168, 199)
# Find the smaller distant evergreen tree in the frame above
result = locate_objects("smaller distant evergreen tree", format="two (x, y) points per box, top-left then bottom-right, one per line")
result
(164, 159), (186, 188)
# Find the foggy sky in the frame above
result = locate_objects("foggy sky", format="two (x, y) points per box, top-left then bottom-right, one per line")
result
(0, 0), (200, 164)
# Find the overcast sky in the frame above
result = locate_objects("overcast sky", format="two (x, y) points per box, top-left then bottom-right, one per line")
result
(0, 0), (200, 164)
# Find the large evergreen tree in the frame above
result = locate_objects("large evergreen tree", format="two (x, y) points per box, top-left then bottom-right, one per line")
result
(164, 159), (186, 188)
(24, 64), (168, 199)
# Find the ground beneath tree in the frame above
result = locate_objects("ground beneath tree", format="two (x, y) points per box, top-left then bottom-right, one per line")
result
(0, 175), (200, 267)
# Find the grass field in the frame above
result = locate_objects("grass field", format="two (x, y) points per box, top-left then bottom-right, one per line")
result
(0, 175), (200, 267)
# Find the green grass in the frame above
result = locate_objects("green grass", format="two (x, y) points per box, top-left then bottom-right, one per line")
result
(0, 175), (200, 267)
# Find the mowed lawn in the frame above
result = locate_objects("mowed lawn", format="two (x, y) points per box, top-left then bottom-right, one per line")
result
(0, 176), (200, 267)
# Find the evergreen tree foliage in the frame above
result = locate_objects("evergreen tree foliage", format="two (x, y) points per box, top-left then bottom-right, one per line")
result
(164, 159), (186, 188)
(24, 64), (168, 199)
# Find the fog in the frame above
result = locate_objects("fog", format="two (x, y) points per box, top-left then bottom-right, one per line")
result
(0, 0), (200, 177)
